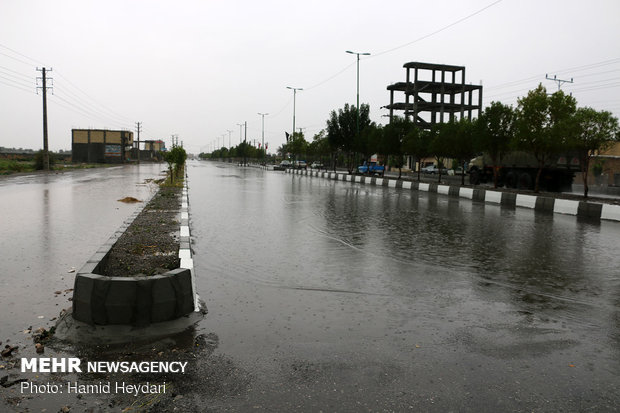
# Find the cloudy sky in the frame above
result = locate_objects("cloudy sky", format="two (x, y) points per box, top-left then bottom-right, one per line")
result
(1, 0), (619, 154)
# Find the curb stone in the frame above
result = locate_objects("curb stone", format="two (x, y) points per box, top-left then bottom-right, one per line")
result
(285, 168), (620, 223)
(72, 176), (199, 326)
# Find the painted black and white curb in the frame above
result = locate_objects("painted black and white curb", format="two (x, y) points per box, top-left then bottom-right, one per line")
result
(180, 174), (201, 312)
(286, 169), (620, 223)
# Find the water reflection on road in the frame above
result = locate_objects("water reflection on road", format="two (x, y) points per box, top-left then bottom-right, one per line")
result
(0, 164), (166, 343)
(189, 161), (620, 411)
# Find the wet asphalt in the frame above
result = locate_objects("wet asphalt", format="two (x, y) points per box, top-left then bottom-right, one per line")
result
(2, 161), (620, 412)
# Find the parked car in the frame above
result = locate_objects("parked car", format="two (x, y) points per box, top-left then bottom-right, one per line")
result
(293, 160), (308, 169)
(421, 164), (447, 174)
(357, 161), (385, 176)
(273, 160), (292, 170)
(448, 167), (467, 176)
(310, 161), (323, 169)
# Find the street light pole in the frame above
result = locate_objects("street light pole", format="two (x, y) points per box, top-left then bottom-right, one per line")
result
(286, 86), (302, 142)
(346, 50), (371, 146)
(227, 130), (233, 149)
(236, 123), (243, 145)
(258, 112), (269, 167)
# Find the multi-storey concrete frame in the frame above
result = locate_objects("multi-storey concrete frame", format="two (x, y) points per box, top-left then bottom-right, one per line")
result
(386, 62), (483, 129)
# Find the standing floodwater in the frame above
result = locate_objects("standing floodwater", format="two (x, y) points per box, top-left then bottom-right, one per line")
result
(0, 164), (166, 344)
(189, 161), (620, 411)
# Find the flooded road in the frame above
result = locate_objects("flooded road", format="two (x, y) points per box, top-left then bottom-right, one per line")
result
(189, 161), (620, 411)
(0, 164), (166, 344)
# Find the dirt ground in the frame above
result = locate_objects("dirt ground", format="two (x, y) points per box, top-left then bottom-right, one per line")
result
(98, 185), (182, 277)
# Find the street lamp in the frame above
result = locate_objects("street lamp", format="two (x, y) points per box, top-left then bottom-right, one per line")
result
(286, 86), (302, 143)
(346, 50), (371, 145)
(226, 130), (233, 149)
(258, 112), (269, 166)
(236, 123), (244, 145)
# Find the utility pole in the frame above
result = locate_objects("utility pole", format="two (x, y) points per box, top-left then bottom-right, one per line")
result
(37, 67), (53, 171)
(346, 50), (371, 151)
(286, 86), (302, 140)
(244, 121), (247, 166)
(545, 74), (574, 91)
(135, 122), (142, 164)
(237, 123), (244, 145)
(227, 129), (233, 149)
(258, 112), (268, 166)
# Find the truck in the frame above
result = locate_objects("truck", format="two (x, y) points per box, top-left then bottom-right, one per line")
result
(468, 151), (580, 192)
(357, 161), (385, 176)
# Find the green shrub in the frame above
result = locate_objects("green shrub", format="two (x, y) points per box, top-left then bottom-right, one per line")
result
(34, 150), (55, 170)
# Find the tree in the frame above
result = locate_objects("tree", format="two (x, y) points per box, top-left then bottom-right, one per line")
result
(403, 127), (432, 181)
(476, 102), (514, 188)
(326, 103), (371, 173)
(429, 125), (451, 183)
(382, 117), (412, 179)
(440, 118), (477, 185)
(514, 84), (577, 192)
(308, 130), (331, 167)
(162, 145), (187, 184)
(567, 107), (619, 197)
(285, 131), (309, 161)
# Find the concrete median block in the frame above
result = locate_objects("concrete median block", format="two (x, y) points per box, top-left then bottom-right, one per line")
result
(402, 181), (412, 190)
(459, 187), (474, 199)
(501, 192), (517, 207)
(485, 190), (502, 204)
(472, 188), (486, 202)
(104, 280), (138, 324)
(516, 194), (537, 209)
(150, 276), (176, 322)
(448, 186), (460, 197)
(437, 185), (450, 195)
(375, 178), (384, 186)
(535, 197), (555, 212)
(418, 183), (429, 192)
(577, 202), (603, 219)
(554, 199), (579, 215)
(601, 204), (620, 221)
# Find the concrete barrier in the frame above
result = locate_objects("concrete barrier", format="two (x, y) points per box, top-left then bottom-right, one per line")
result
(516, 194), (537, 209)
(554, 199), (579, 216)
(437, 185), (450, 195)
(283, 168), (620, 222)
(72, 178), (197, 326)
(460, 187), (474, 199)
(485, 191), (502, 204)
(601, 204), (620, 221)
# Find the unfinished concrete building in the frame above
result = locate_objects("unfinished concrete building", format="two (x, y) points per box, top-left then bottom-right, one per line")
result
(385, 62), (483, 129)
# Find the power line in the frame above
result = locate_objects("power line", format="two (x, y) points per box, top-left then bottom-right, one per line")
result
(0, 65), (33, 81)
(0, 78), (35, 94)
(54, 70), (135, 124)
(0, 73), (34, 90)
(371, 0), (504, 58)
(0, 43), (45, 66)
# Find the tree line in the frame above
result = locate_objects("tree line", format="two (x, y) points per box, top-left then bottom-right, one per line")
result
(202, 84), (618, 197)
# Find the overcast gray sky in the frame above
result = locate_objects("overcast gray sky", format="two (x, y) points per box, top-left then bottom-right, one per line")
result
(1, 0), (619, 154)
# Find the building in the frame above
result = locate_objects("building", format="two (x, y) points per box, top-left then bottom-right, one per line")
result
(385, 62), (483, 171)
(385, 62), (483, 128)
(72, 129), (133, 163)
(144, 139), (166, 152)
